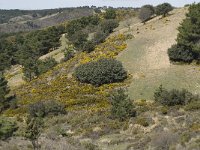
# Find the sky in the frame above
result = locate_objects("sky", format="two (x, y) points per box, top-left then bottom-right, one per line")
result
(0, 0), (199, 10)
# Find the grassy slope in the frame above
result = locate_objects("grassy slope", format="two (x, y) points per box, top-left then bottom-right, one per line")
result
(117, 7), (200, 100)
(2, 8), (200, 150)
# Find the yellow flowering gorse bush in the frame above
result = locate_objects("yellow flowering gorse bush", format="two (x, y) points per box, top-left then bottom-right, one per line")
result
(6, 34), (128, 116)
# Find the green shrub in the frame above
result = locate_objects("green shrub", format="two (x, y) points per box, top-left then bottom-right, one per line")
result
(104, 9), (117, 19)
(184, 101), (200, 111)
(0, 117), (18, 140)
(83, 142), (98, 150)
(168, 44), (194, 62)
(93, 30), (108, 44)
(160, 106), (168, 115)
(25, 117), (43, 150)
(110, 88), (136, 121)
(154, 85), (198, 106)
(37, 57), (57, 75)
(136, 117), (149, 127)
(29, 101), (46, 118)
(45, 100), (66, 116)
(69, 30), (88, 50)
(139, 5), (155, 23)
(167, 3), (200, 63)
(74, 58), (127, 86)
(23, 57), (57, 81)
(29, 100), (66, 118)
(155, 3), (173, 17)
(0, 74), (10, 111)
(23, 58), (38, 81)
(63, 46), (75, 62)
(100, 19), (119, 33)
(83, 40), (96, 53)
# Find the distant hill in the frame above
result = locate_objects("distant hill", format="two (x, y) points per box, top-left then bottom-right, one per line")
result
(0, 7), (95, 33)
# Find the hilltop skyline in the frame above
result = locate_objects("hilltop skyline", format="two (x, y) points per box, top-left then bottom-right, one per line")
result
(0, 0), (199, 10)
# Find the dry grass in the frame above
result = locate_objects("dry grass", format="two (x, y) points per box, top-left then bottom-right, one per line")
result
(117, 8), (200, 100)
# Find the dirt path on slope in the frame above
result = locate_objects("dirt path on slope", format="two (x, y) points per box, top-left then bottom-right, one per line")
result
(117, 8), (200, 100)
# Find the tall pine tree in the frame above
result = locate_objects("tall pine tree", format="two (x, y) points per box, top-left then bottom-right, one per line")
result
(168, 3), (200, 62)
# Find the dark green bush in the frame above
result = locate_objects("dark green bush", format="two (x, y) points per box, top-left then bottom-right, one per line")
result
(155, 3), (173, 17)
(69, 30), (88, 50)
(45, 100), (66, 116)
(0, 74), (15, 112)
(0, 74), (9, 107)
(74, 58), (127, 86)
(29, 100), (66, 118)
(184, 101), (200, 111)
(23, 58), (38, 81)
(37, 57), (57, 75)
(154, 85), (198, 106)
(110, 88), (136, 121)
(25, 117), (43, 150)
(83, 40), (96, 53)
(168, 44), (195, 62)
(168, 3), (200, 63)
(29, 101), (46, 118)
(100, 19), (119, 34)
(93, 30), (108, 44)
(139, 5), (155, 23)
(0, 117), (18, 140)
(23, 57), (57, 81)
(63, 46), (75, 62)
(136, 117), (149, 127)
(104, 9), (117, 19)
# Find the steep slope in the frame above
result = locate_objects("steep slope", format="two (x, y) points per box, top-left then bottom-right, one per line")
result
(117, 7), (200, 100)
(0, 8), (94, 33)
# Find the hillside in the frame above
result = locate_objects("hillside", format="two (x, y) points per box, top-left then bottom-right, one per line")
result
(0, 6), (200, 150)
(118, 7), (200, 100)
(0, 8), (94, 33)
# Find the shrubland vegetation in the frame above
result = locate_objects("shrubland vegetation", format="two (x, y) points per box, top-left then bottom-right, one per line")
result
(65, 9), (119, 53)
(29, 100), (66, 118)
(23, 57), (57, 81)
(138, 3), (173, 23)
(0, 117), (18, 140)
(74, 58), (127, 86)
(0, 3), (199, 150)
(0, 7), (95, 33)
(0, 74), (16, 112)
(139, 5), (155, 23)
(0, 9), (119, 82)
(154, 85), (199, 107)
(104, 9), (117, 19)
(0, 8), (70, 24)
(155, 3), (173, 17)
(168, 3), (200, 63)
(0, 26), (64, 72)
(110, 88), (136, 121)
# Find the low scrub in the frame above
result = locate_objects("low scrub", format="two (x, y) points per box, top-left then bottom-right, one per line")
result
(74, 58), (127, 86)
(0, 117), (18, 140)
(139, 5), (155, 23)
(155, 3), (173, 17)
(154, 85), (199, 106)
(110, 88), (136, 121)
(168, 44), (194, 63)
(29, 100), (66, 118)
(184, 101), (200, 111)
(37, 57), (58, 75)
